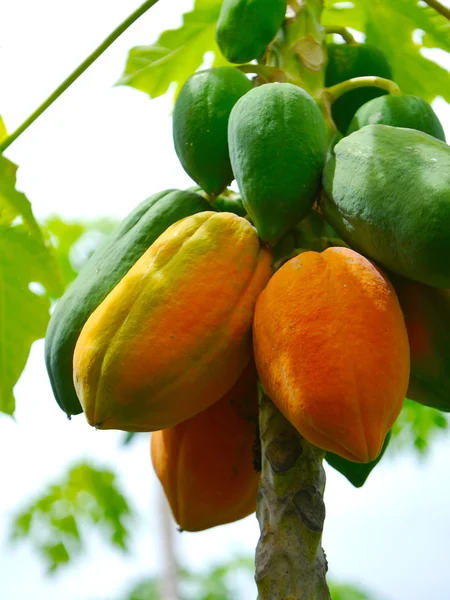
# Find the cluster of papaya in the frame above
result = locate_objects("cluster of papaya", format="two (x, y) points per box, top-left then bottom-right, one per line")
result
(45, 0), (450, 532)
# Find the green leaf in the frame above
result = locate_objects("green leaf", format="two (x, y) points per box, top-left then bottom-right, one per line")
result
(10, 462), (134, 573)
(0, 156), (64, 414)
(117, 0), (227, 99)
(326, 431), (392, 488)
(44, 216), (117, 291)
(329, 582), (377, 600)
(0, 116), (7, 144)
(391, 399), (448, 454)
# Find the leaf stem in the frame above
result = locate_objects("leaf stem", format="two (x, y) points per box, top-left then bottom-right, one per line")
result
(325, 76), (401, 103)
(324, 26), (356, 44)
(422, 0), (450, 20)
(0, 0), (160, 153)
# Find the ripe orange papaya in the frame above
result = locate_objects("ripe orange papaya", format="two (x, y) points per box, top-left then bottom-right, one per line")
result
(253, 247), (410, 463)
(73, 211), (272, 432)
(151, 362), (260, 531)
(392, 277), (450, 412)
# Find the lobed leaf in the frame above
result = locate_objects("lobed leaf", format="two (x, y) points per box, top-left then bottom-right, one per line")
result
(117, 0), (227, 99)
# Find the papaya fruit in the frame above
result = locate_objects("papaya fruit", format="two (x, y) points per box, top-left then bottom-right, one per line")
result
(326, 431), (392, 488)
(322, 124), (450, 288)
(347, 94), (446, 141)
(228, 82), (327, 245)
(73, 211), (272, 432)
(173, 67), (252, 197)
(325, 43), (393, 133)
(151, 361), (259, 531)
(391, 276), (450, 412)
(253, 247), (410, 463)
(45, 189), (212, 417)
(216, 0), (286, 64)
(187, 186), (247, 217)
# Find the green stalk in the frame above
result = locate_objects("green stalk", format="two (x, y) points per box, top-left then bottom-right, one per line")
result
(324, 26), (356, 44)
(254, 3), (331, 596)
(325, 76), (401, 102)
(422, 0), (450, 20)
(0, 0), (160, 154)
(269, 0), (326, 96)
(255, 388), (330, 600)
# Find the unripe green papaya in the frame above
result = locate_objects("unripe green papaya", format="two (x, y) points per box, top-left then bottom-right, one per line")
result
(216, 0), (287, 64)
(325, 43), (393, 133)
(187, 185), (247, 217)
(228, 82), (327, 245)
(348, 95), (446, 141)
(45, 189), (212, 416)
(392, 276), (450, 412)
(173, 67), (252, 197)
(73, 212), (273, 432)
(322, 125), (450, 288)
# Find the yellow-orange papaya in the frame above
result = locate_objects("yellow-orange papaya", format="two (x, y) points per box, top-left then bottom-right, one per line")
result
(253, 247), (410, 463)
(151, 361), (259, 531)
(73, 211), (272, 432)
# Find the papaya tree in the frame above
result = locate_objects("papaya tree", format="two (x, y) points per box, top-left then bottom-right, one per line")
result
(1, 1), (450, 598)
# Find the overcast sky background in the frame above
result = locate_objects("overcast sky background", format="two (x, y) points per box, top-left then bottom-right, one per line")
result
(1, 1), (450, 599)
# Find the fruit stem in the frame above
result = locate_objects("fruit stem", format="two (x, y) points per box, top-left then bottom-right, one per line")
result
(255, 387), (330, 600)
(324, 76), (401, 103)
(324, 26), (356, 44)
(422, 0), (450, 20)
(0, 0), (160, 153)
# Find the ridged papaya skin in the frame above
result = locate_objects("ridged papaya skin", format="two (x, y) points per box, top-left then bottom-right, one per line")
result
(253, 247), (410, 463)
(325, 43), (393, 133)
(73, 211), (273, 432)
(216, 0), (286, 64)
(322, 125), (450, 288)
(392, 276), (450, 412)
(173, 68), (252, 197)
(228, 83), (327, 245)
(45, 189), (212, 417)
(347, 95), (446, 141)
(151, 361), (259, 532)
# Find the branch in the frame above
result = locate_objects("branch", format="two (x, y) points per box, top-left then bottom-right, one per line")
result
(324, 26), (356, 44)
(255, 387), (330, 599)
(0, 0), (160, 153)
(325, 76), (401, 103)
(422, 0), (450, 20)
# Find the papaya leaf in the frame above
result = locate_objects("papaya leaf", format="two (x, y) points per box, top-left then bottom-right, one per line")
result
(391, 399), (448, 454)
(44, 216), (118, 291)
(0, 116), (7, 144)
(322, 0), (365, 32)
(10, 462), (134, 574)
(0, 156), (64, 415)
(117, 0), (227, 99)
(325, 431), (392, 488)
(329, 582), (378, 600)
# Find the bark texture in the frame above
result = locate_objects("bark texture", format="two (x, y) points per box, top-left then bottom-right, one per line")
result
(255, 388), (330, 600)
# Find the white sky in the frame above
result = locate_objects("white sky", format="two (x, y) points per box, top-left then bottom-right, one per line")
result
(1, 1), (450, 599)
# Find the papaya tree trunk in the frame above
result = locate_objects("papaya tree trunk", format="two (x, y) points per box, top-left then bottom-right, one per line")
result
(255, 388), (330, 599)
(254, 3), (331, 597)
